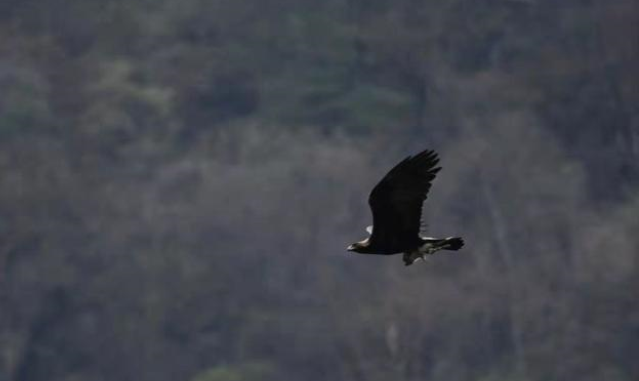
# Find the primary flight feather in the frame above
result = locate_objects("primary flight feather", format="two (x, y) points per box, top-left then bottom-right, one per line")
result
(347, 149), (464, 266)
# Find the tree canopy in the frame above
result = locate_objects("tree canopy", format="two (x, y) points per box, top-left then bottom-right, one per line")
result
(1, 1), (638, 380)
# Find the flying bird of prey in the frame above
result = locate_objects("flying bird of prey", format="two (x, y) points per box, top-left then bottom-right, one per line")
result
(347, 149), (464, 266)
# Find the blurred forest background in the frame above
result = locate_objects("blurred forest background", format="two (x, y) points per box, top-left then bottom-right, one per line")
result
(1, 0), (638, 380)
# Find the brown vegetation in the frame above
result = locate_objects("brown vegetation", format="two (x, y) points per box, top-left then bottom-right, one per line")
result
(1, 1), (638, 380)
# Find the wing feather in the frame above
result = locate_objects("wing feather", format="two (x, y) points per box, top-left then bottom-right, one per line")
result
(367, 149), (441, 253)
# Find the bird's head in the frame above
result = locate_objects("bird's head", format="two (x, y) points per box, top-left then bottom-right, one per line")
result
(347, 239), (369, 253)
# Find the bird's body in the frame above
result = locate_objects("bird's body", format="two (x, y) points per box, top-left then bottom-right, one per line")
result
(347, 149), (463, 266)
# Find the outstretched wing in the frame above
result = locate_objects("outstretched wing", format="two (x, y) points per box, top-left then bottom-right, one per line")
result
(368, 149), (441, 253)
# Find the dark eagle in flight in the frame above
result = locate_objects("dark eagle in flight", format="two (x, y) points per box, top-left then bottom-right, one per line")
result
(347, 149), (464, 266)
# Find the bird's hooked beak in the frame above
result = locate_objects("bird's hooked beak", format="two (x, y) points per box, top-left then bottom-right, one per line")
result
(347, 244), (356, 252)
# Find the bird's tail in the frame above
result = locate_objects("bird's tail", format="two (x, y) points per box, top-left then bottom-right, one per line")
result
(441, 237), (464, 250)
(424, 237), (464, 251)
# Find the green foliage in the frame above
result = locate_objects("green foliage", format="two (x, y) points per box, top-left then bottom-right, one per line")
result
(0, 65), (51, 136)
(191, 362), (277, 381)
